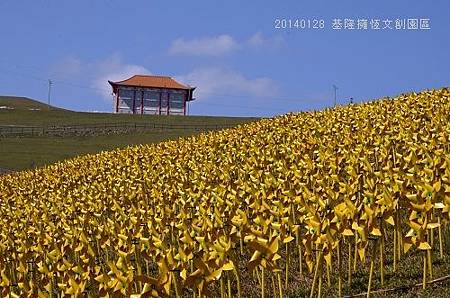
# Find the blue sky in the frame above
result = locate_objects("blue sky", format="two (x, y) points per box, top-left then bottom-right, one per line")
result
(0, 0), (448, 117)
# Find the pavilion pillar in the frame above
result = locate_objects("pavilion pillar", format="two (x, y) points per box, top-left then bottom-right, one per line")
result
(167, 92), (171, 115)
(132, 89), (136, 114)
(183, 91), (187, 116)
(115, 88), (120, 113)
(141, 90), (144, 115)
(158, 91), (162, 115)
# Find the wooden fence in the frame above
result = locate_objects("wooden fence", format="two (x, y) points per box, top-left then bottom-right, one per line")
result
(0, 122), (239, 138)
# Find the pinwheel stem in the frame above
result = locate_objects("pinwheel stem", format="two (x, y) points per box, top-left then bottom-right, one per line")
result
(285, 242), (290, 289)
(172, 272), (181, 298)
(135, 252), (142, 292)
(430, 211), (435, 247)
(240, 236), (244, 255)
(278, 271), (283, 298)
(309, 250), (323, 298)
(191, 261), (196, 298)
(299, 243), (303, 276)
(427, 249), (433, 280)
(261, 267), (265, 298)
(75, 251), (80, 268)
(7, 262), (14, 288)
(393, 227), (397, 272)
(220, 277), (225, 298)
(233, 267), (242, 298)
(380, 234), (385, 286)
(396, 211), (402, 259)
(134, 277), (139, 294)
(366, 239), (377, 298)
(318, 271), (323, 298)
(348, 239), (352, 286)
(392, 146), (396, 164)
(423, 252), (427, 289)
(438, 217), (443, 259)
(326, 263), (331, 287)
(102, 248), (107, 264)
(431, 228), (434, 247)
(7, 261), (14, 295)
(427, 232), (433, 279)
(255, 267), (262, 287)
(353, 234), (358, 273)
(52, 271), (58, 298)
(227, 275), (231, 298)
(337, 240), (342, 297)
(271, 273), (276, 297)
(379, 220), (385, 286)
(28, 262), (34, 288)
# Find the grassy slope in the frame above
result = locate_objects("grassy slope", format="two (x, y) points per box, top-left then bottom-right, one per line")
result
(0, 97), (256, 127)
(0, 95), (56, 110)
(0, 96), (257, 171)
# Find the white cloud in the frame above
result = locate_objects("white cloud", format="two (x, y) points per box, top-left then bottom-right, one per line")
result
(51, 56), (83, 79)
(169, 34), (238, 56)
(169, 33), (284, 56)
(176, 67), (279, 100)
(92, 55), (151, 100)
(52, 54), (151, 101)
(247, 32), (265, 47)
(247, 32), (284, 49)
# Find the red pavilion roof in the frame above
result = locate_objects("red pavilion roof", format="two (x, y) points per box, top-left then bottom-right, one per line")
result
(109, 75), (195, 90)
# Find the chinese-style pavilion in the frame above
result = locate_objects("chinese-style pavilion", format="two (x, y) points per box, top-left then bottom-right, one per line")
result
(108, 75), (196, 115)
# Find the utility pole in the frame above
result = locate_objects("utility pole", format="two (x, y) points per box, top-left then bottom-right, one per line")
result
(332, 84), (338, 107)
(47, 79), (53, 108)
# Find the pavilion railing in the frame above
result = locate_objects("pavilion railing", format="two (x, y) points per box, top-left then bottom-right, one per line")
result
(0, 122), (241, 138)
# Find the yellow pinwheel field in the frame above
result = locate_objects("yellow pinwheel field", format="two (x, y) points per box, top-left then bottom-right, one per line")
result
(1, 88), (450, 297)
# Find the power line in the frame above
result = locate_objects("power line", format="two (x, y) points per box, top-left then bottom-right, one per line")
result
(193, 100), (283, 111)
(333, 84), (338, 107)
(197, 91), (308, 104)
(52, 79), (107, 92)
(0, 64), (106, 92)
(0, 66), (48, 83)
(47, 79), (53, 107)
